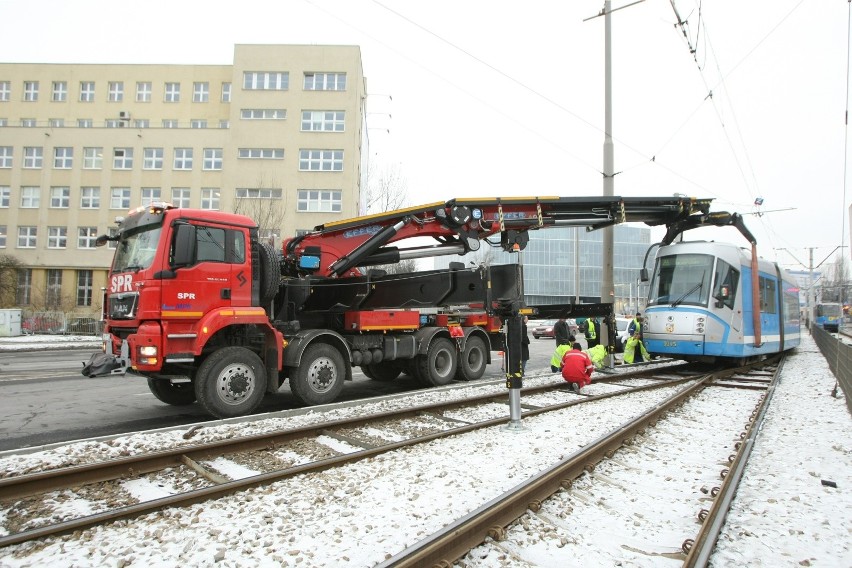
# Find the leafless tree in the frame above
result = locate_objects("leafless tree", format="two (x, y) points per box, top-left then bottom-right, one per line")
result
(233, 179), (287, 248)
(365, 163), (408, 214)
(822, 254), (850, 303)
(0, 254), (22, 308)
(364, 163), (417, 274)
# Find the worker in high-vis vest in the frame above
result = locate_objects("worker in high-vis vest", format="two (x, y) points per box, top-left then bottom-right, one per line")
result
(583, 318), (598, 348)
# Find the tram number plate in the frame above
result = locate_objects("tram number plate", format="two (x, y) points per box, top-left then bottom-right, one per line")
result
(663, 341), (678, 347)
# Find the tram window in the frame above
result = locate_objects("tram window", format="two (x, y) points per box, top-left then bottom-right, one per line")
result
(759, 276), (777, 314)
(713, 260), (738, 309)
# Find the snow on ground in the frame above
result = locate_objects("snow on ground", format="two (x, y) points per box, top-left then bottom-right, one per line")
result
(0, 333), (849, 567)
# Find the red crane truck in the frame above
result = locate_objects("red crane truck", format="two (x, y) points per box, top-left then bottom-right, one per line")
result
(84, 195), (714, 418)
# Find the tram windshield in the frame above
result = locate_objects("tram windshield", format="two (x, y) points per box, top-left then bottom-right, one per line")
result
(648, 253), (714, 307)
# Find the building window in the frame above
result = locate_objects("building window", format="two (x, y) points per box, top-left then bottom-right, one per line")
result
(190, 119), (207, 129)
(0, 225), (5, 248)
(221, 82), (231, 102)
(0, 147), (12, 168)
(17, 226), (37, 248)
(164, 82), (180, 102)
(23, 147), (43, 168)
(20, 186), (39, 208)
(134, 119), (149, 128)
(0, 81), (10, 102)
(243, 72), (288, 90)
(193, 82), (209, 102)
(50, 186), (70, 208)
(52, 81), (67, 102)
(162, 119), (178, 128)
(16, 269), (31, 305)
(301, 110), (345, 132)
(108, 227), (118, 249)
(0, 119), (6, 127)
(78, 118), (93, 128)
(303, 72), (346, 91)
(78, 227), (98, 249)
(0, 186), (8, 207)
(238, 148), (284, 159)
(77, 270), (93, 307)
(297, 189), (342, 213)
(299, 149), (343, 171)
(219, 120), (230, 129)
(203, 148), (223, 170)
(173, 148), (193, 170)
(143, 147), (163, 170)
(201, 188), (220, 210)
(240, 109), (287, 120)
(110, 187), (131, 209)
(47, 226), (67, 249)
(20, 118), (36, 127)
(171, 188), (191, 207)
(79, 81), (95, 102)
(81, 187), (100, 209)
(46, 269), (62, 309)
(113, 147), (133, 169)
(235, 188), (282, 199)
(136, 82), (152, 102)
(108, 81), (124, 102)
(83, 147), (102, 169)
(141, 187), (161, 203)
(48, 118), (64, 127)
(53, 147), (73, 169)
(23, 81), (38, 101)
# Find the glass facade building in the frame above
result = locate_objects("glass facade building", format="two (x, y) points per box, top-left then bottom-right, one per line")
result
(434, 224), (653, 313)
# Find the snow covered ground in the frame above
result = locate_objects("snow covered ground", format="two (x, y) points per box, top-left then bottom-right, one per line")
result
(0, 332), (849, 567)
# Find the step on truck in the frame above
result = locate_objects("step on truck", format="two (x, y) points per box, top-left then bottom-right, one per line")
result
(84, 195), (715, 418)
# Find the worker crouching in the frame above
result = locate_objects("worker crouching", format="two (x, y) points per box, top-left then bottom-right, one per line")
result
(560, 343), (594, 393)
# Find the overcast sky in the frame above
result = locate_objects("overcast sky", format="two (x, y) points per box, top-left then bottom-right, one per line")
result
(1, 0), (849, 272)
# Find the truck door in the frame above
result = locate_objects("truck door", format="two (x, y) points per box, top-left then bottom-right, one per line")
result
(161, 224), (252, 320)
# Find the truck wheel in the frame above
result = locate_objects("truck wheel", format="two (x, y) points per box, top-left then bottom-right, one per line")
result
(258, 241), (280, 305)
(415, 337), (458, 386)
(366, 361), (404, 382)
(147, 378), (196, 406)
(194, 347), (267, 418)
(290, 343), (345, 406)
(455, 336), (487, 381)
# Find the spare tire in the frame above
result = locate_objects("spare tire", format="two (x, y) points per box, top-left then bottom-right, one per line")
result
(258, 241), (280, 305)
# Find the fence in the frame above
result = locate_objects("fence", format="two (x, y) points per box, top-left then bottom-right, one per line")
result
(810, 323), (852, 416)
(20, 310), (102, 336)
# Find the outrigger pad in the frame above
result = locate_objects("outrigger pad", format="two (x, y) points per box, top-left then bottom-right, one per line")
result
(82, 353), (122, 377)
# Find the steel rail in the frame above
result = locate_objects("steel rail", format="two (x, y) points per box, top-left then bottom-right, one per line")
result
(682, 357), (783, 566)
(0, 363), (690, 501)
(376, 359), (777, 567)
(0, 371), (698, 548)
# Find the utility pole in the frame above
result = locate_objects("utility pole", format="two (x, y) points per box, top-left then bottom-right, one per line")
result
(585, 0), (644, 364)
(775, 246), (846, 326)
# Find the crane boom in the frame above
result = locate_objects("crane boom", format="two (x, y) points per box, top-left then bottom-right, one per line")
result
(284, 195), (713, 278)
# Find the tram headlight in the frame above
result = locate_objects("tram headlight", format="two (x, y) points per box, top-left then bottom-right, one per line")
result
(695, 316), (705, 334)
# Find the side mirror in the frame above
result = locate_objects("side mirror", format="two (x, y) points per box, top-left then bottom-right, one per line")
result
(639, 268), (649, 283)
(95, 234), (110, 247)
(172, 223), (196, 267)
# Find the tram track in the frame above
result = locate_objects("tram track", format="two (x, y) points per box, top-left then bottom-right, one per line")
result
(0, 363), (698, 549)
(379, 357), (782, 567)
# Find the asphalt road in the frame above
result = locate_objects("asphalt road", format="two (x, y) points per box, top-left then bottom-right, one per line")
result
(0, 337), (579, 453)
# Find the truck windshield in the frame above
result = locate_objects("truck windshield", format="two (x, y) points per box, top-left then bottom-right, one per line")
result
(647, 253), (714, 307)
(112, 226), (162, 273)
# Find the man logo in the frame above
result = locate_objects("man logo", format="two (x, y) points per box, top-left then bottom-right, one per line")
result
(236, 271), (247, 286)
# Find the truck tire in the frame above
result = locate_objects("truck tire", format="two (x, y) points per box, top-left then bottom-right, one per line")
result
(146, 378), (196, 406)
(455, 336), (487, 381)
(290, 343), (345, 406)
(258, 241), (280, 306)
(415, 337), (458, 387)
(194, 346), (267, 418)
(365, 361), (404, 382)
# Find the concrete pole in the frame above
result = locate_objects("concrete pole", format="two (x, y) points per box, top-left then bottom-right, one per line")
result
(601, 0), (615, 363)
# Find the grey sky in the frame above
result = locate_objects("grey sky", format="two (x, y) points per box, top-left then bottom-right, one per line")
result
(1, 0), (848, 271)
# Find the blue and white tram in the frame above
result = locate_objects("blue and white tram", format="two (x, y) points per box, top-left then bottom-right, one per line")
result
(643, 241), (801, 363)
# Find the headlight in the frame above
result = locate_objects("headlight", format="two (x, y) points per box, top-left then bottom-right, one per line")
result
(139, 345), (157, 357)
